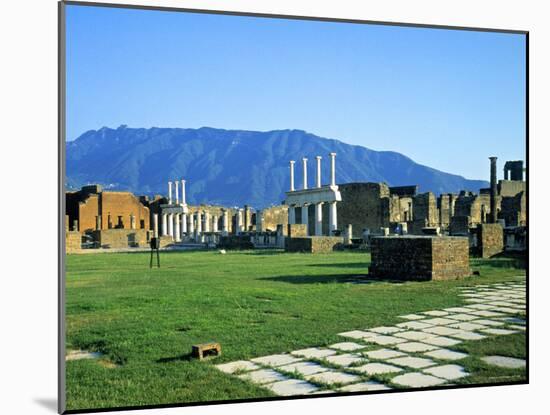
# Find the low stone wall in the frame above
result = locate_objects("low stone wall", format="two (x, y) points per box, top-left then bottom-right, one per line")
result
(92, 229), (149, 249)
(287, 224), (308, 238)
(218, 235), (254, 250)
(66, 231), (82, 253)
(477, 223), (504, 258)
(369, 236), (470, 281)
(285, 236), (344, 254)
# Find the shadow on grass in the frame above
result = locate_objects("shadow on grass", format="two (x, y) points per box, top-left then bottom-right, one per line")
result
(156, 353), (195, 363)
(471, 256), (526, 270)
(307, 262), (370, 269)
(258, 273), (405, 285)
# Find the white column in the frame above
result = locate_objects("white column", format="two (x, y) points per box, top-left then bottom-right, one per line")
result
(174, 213), (181, 242)
(212, 215), (218, 232)
(330, 152), (336, 186)
(316, 156), (322, 188)
(168, 213), (174, 238)
(289, 160), (295, 191)
(301, 204), (309, 235)
(329, 201), (338, 234)
(175, 181), (179, 205)
(204, 211), (210, 232)
(162, 213), (168, 236)
(302, 158), (308, 190)
(196, 211), (202, 234)
(181, 213), (187, 234)
(222, 209), (229, 234)
(188, 212), (195, 234)
(315, 203), (323, 236)
(181, 179), (186, 205)
(168, 181), (173, 204)
(289, 205), (296, 225)
(345, 224), (353, 244)
(256, 210), (263, 233)
(153, 213), (159, 238)
(237, 209), (244, 233)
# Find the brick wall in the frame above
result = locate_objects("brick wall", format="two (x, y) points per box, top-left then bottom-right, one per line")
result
(285, 236), (344, 254)
(369, 236), (470, 280)
(477, 223), (504, 258)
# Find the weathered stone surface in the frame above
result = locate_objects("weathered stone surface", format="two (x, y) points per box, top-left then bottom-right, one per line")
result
(391, 373), (446, 387)
(369, 326), (404, 334)
(250, 354), (302, 367)
(396, 321), (434, 330)
(338, 330), (376, 340)
(424, 349), (468, 361)
(363, 348), (407, 360)
(369, 236), (470, 281)
(290, 347), (336, 359)
(395, 342), (440, 353)
(285, 236), (344, 254)
(328, 342), (367, 351)
(423, 364), (469, 380)
(278, 361), (328, 376)
(216, 360), (259, 374)
(325, 353), (365, 367)
(338, 382), (390, 392)
(238, 369), (287, 384)
(265, 379), (319, 396)
(420, 336), (462, 347)
(394, 331), (435, 341)
(306, 370), (361, 385)
(354, 362), (403, 375)
(481, 355), (526, 369)
(477, 223), (504, 258)
(364, 335), (408, 346)
(479, 328), (517, 335)
(387, 356), (437, 369)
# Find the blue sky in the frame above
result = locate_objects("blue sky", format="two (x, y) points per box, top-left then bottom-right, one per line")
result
(66, 4), (526, 180)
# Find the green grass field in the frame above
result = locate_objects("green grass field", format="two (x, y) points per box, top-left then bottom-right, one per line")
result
(65, 250), (526, 410)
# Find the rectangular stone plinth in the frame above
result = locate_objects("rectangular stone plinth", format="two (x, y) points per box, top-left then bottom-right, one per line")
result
(286, 236), (343, 254)
(369, 236), (470, 281)
(477, 223), (504, 258)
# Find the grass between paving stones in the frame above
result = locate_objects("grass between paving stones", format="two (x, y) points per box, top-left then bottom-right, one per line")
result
(65, 249), (526, 410)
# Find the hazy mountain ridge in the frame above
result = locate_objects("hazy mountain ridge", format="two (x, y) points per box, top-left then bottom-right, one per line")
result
(66, 126), (488, 208)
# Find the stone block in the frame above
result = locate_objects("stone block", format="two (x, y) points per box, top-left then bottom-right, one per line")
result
(477, 223), (504, 258)
(285, 236), (344, 254)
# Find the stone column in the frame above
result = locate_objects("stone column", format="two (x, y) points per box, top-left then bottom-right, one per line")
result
(329, 152), (337, 186)
(288, 205), (296, 225)
(181, 179), (186, 204)
(302, 158), (308, 189)
(315, 203), (323, 236)
(162, 213), (167, 236)
(95, 215), (101, 231)
(168, 213), (174, 238)
(181, 213), (187, 234)
(153, 213), (159, 238)
(212, 214), (218, 232)
(196, 211), (202, 234)
(204, 210), (210, 232)
(301, 204), (309, 235)
(174, 213), (181, 242)
(175, 180), (179, 205)
(345, 224), (353, 245)
(130, 214), (136, 230)
(489, 156), (498, 223)
(237, 209), (244, 233)
(256, 210), (263, 233)
(168, 181), (173, 205)
(73, 219), (79, 232)
(188, 212), (194, 234)
(329, 201), (338, 234)
(316, 156), (322, 188)
(222, 209), (229, 234)
(289, 160), (295, 191)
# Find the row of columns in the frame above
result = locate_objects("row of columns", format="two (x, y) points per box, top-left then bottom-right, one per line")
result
(159, 210), (231, 240)
(167, 179), (187, 205)
(288, 202), (338, 236)
(289, 152), (337, 191)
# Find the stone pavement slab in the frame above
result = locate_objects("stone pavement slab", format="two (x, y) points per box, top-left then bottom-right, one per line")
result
(395, 342), (440, 353)
(423, 364), (469, 380)
(354, 362), (403, 375)
(363, 348), (407, 360)
(338, 330), (377, 340)
(465, 304), (496, 310)
(470, 319), (505, 327)
(446, 313), (478, 321)
(306, 370), (362, 385)
(444, 307), (473, 313)
(467, 310), (505, 318)
(325, 353), (366, 367)
(278, 361), (329, 376)
(216, 360), (260, 374)
(365, 335), (408, 346)
(448, 330), (487, 341)
(447, 322), (487, 331)
(251, 354), (302, 367)
(479, 328), (517, 335)
(481, 355), (526, 369)
(338, 381), (390, 392)
(398, 314), (426, 320)
(422, 326), (462, 336)
(391, 372), (446, 387)
(329, 342), (367, 351)
(394, 330), (435, 341)
(420, 336), (462, 347)
(264, 379), (319, 396)
(396, 321), (434, 330)
(238, 369), (288, 384)
(422, 317), (458, 325)
(291, 347), (337, 359)
(387, 356), (437, 369)
(422, 310), (450, 317)
(424, 349), (468, 361)
(369, 326), (403, 334)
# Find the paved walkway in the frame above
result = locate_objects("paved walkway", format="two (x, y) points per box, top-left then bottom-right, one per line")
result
(215, 279), (526, 396)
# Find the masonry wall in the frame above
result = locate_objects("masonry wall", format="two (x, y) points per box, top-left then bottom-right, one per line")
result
(498, 180), (526, 197)
(413, 192), (439, 227)
(66, 231), (81, 253)
(285, 236), (344, 254)
(477, 223), (504, 258)
(369, 236), (470, 280)
(263, 205), (289, 232)
(500, 192), (526, 227)
(92, 229), (149, 249)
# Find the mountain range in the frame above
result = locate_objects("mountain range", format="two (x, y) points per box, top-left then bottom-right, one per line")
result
(66, 126), (488, 208)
